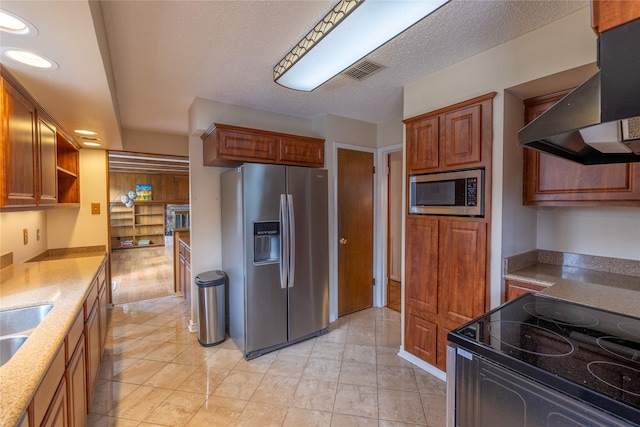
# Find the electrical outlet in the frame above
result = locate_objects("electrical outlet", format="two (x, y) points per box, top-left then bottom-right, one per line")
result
(91, 203), (100, 214)
(23, 229), (28, 245)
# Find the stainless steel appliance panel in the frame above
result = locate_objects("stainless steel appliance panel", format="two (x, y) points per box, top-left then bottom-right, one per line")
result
(287, 167), (329, 341)
(243, 164), (288, 353)
(221, 168), (246, 353)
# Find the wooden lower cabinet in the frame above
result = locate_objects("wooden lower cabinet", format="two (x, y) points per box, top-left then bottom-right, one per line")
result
(405, 314), (437, 365)
(404, 216), (488, 371)
(41, 378), (68, 427)
(179, 240), (191, 306)
(505, 279), (545, 302)
(84, 300), (100, 411)
(33, 345), (66, 426)
(66, 335), (87, 427)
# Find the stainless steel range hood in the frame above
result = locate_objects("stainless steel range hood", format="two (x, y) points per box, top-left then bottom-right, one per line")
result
(518, 18), (640, 165)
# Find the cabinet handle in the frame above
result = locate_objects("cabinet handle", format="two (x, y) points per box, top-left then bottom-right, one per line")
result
(339, 237), (347, 245)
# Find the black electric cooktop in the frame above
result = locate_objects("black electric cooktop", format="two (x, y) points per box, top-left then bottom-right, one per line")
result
(448, 293), (640, 424)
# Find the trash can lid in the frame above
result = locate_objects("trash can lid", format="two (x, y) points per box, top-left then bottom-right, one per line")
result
(195, 270), (225, 287)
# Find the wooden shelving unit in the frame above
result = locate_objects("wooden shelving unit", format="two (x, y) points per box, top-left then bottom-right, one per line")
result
(56, 132), (80, 205)
(110, 203), (165, 250)
(133, 203), (165, 248)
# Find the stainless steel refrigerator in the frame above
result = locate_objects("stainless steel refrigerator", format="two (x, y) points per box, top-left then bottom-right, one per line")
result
(221, 163), (329, 359)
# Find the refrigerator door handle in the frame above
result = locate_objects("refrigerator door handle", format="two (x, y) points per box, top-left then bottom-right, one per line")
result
(287, 194), (295, 288)
(279, 194), (288, 289)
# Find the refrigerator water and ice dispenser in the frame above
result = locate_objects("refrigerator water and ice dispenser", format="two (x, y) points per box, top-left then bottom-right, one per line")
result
(253, 221), (280, 264)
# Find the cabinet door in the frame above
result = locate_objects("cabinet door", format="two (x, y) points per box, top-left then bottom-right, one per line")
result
(278, 136), (324, 167)
(523, 90), (640, 205)
(184, 248), (191, 308)
(38, 112), (58, 205)
(1, 78), (37, 207)
(66, 337), (87, 427)
(84, 304), (100, 412)
(405, 216), (438, 316)
(442, 104), (482, 167)
(592, 0), (640, 33)
(98, 284), (107, 350)
(406, 116), (439, 172)
(505, 279), (545, 302)
(405, 314), (437, 365)
(437, 219), (487, 325)
(41, 377), (68, 427)
(218, 128), (277, 162)
(524, 152), (640, 205)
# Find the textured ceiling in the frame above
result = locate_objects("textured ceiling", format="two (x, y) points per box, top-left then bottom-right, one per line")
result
(1, 0), (589, 150)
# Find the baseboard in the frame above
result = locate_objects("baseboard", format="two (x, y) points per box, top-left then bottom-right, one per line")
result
(188, 320), (198, 333)
(398, 348), (447, 382)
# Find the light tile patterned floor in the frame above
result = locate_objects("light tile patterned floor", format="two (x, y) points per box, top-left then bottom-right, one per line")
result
(89, 296), (446, 426)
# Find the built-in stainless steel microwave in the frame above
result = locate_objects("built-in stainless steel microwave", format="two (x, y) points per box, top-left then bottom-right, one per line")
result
(409, 168), (484, 217)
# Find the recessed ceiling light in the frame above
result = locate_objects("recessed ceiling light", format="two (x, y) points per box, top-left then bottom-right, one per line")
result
(0, 10), (38, 36)
(1, 47), (58, 69)
(83, 142), (101, 147)
(75, 129), (98, 136)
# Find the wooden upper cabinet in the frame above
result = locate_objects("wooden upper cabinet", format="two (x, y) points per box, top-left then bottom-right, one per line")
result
(38, 112), (58, 205)
(1, 76), (38, 207)
(443, 104), (482, 167)
(523, 90), (640, 206)
(1, 66), (81, 209)
(406, 116), (439, 172)
(203, 123), (324, 168)
(404, 93), (495, 174)
(592, 0), (640, 33)
(278, 135), (324, 167)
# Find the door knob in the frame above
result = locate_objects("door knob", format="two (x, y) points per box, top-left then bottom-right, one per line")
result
(339, 237), (347, 245)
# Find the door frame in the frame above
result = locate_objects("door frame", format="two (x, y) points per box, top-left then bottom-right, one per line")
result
(328, 142), (377, 321)
(376, 144), (403, 310)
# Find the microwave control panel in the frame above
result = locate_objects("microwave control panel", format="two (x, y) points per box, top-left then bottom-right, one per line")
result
(466, 178), (478, 207)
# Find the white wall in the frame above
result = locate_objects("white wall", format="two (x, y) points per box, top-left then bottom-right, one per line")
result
(537, 208), (640, 260)
(0, 210), (48, 264)
(403, 7), (598, 310)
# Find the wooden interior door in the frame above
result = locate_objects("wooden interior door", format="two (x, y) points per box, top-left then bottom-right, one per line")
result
(337, 148), (374, 316)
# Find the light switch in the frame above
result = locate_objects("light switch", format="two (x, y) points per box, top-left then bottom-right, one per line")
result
(91, 203), (100, 214)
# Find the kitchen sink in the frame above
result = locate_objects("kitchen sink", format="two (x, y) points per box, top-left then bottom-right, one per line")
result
(0, 335), (29, 368)
(0, 304), (54, 337)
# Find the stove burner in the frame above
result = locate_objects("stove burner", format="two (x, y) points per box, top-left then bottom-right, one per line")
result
(587, 361), (640, 397)
(488, 321), (574, 356)
(619, 321), (640, 340)
(523, 302), (599, 327)
(597, 336), (640, 363)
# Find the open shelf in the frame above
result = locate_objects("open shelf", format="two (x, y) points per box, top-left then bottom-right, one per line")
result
(110, 203), (166, 250)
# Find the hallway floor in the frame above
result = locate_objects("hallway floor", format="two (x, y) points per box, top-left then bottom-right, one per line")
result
(89, 296), (446, 426)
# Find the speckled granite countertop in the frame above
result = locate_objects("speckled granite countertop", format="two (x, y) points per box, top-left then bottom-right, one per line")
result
(504, 250), (640, 318)
(0, 254), (106, 427)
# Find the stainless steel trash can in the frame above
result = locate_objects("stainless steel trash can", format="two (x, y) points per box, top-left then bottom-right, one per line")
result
(195, 270), (226, 346)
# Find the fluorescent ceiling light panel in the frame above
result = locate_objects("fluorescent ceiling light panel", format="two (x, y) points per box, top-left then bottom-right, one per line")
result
(274, 0), (449, 91)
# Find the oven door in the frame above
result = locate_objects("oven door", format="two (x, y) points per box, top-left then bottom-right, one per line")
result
(448, 346), (633, 427)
